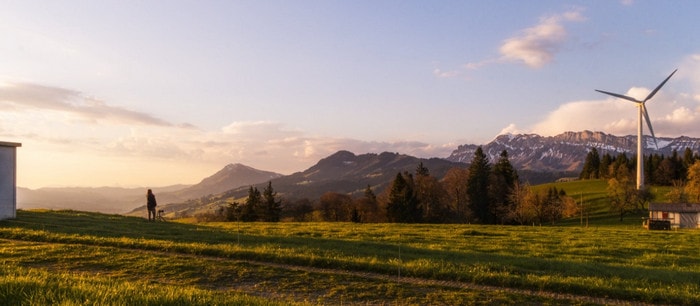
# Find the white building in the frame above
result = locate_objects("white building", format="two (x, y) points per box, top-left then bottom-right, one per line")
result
(647, 203), (700, 229)
(0, 141), (21, 220)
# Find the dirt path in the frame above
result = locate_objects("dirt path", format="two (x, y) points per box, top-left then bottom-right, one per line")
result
(248, 260), (658, 306)
(3, 238), (659, 305)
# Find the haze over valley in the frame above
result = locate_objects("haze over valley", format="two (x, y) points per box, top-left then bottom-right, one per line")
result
(2, 1), (699, 194)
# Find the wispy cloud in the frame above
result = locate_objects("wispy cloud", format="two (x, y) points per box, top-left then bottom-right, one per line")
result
(439, 9), (586, 79)
(0, 82), (194, 128)
(498, 9), (585, 68)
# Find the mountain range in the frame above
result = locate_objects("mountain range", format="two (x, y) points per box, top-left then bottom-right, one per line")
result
(447, 131), (700, 172)
(19, 131), (700, 215)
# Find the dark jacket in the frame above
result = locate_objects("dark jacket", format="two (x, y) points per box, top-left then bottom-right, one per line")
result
(147, 193), (157, 210)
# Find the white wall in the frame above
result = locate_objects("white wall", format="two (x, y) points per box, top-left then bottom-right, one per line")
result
(0, 146), (17, 219)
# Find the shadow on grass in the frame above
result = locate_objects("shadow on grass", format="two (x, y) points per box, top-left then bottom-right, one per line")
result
(2, 209), (699, 304)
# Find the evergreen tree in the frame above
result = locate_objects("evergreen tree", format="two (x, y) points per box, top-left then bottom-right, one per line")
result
(493, 150), (519, 187)
(260, 181), (281, 222)
(240, 186), (261, 221)
(579, 148), (600, 179)
(600, 153), (613, 179)
(490, 150), (519, 224)
(467, 147), (493, 223)
(682, 148), (696, 171)
(386, 172), (422, 223)
(416, 162), (430, 177)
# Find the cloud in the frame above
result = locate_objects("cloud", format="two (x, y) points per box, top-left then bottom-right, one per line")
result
(97, 118), (458, 179)
(498, 9), (585, 68)
(498, 123), (527, 135)
(432, 68), (461, 79)
(529, 89), (700, 138)
(440, 9), (586, 79)
(0, 82), (193, 127)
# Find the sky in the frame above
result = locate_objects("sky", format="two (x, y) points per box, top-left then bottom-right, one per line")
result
(1, 0), (700, 189)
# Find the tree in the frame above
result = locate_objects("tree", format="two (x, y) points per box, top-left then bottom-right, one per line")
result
(506, 182), (537, 225)
(540, 187), (564, 224)
(606, 165), (638, 221)
(666, 181), (688, 203)
(240, 186), (262, 222)
(386, 172), (422, 223)
(286, 198), (314, 222)
(467, 147), (492, 223)
(682, 148), (697, 171)
(686, 160), (700, 202)
(226, 201), (241, 221)
(260, 181), (281, 222)
(414, 164), (447, 222)
(490, 150), (519, 224)
(654, 158), (676, 186)
(599, 153), (613, 179)
(354, 185), (382, 223)
(415, 162), (430, 177)
(441, 167), (471, 223)
(580, 148), (600, 179)
(319, 192), (353, 221)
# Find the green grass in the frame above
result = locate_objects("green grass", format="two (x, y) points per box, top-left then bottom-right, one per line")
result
(2, 209), (699, 305)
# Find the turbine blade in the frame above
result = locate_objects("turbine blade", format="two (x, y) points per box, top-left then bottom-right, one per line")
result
(595, 89), (641, 103)
(642, 103), (658, 149)
(644, 69), (677, 102)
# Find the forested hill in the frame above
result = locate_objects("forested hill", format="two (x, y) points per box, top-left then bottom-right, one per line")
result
(187, 151), (461, 204)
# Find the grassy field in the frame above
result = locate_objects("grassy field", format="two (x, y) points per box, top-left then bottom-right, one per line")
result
(1, 206), (699, 305)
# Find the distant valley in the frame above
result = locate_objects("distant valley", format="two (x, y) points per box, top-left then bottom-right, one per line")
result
(19, 131), (700, 215)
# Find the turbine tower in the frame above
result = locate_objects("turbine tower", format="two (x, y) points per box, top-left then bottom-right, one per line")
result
(595, 69), (677, 190)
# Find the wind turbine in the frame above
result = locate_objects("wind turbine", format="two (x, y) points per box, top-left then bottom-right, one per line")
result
(595, 69), (677, 190)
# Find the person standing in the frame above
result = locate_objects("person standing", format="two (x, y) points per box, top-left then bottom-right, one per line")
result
(147, 189), (157, 221)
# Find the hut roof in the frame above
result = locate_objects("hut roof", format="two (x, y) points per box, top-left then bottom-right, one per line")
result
(0, 142), (21, 147)
(649, 203), (700, 213)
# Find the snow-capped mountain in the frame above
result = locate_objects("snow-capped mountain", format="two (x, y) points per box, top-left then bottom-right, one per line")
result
(446, 131), (700, 172)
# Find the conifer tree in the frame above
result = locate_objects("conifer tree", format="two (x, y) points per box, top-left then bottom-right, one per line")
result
(260, 181), (281, 222)
(386, 172), (422, 223)
(580, 148), (600, 179)
(490, 150), (519, 224)
(467, 147), (493, 223)
(600, 153), (613, 178)
(240, 186), (261, 221)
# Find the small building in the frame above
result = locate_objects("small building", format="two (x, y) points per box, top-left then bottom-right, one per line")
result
(0, 141), (21, 220)
(647, 203), (700, 229)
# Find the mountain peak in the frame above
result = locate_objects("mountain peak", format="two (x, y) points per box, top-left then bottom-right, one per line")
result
(174, 164), (282, 199)
(224, 163), (253, 171)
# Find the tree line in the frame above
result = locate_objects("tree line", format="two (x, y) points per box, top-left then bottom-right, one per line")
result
(580, 147), (700, 185)
(203, 147), (578, 225)
(192, 146), (700, 224)
(578, 147), (700, 221)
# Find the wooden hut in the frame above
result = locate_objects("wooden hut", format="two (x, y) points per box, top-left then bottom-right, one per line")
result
(647, 203), (700, 229)
(0, 141), (21, 220)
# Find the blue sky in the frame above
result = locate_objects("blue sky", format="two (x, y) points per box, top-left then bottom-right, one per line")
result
(1, 0), (699, 188)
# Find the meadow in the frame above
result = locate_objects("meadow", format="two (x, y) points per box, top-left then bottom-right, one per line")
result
(1, 206), (699, 305)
